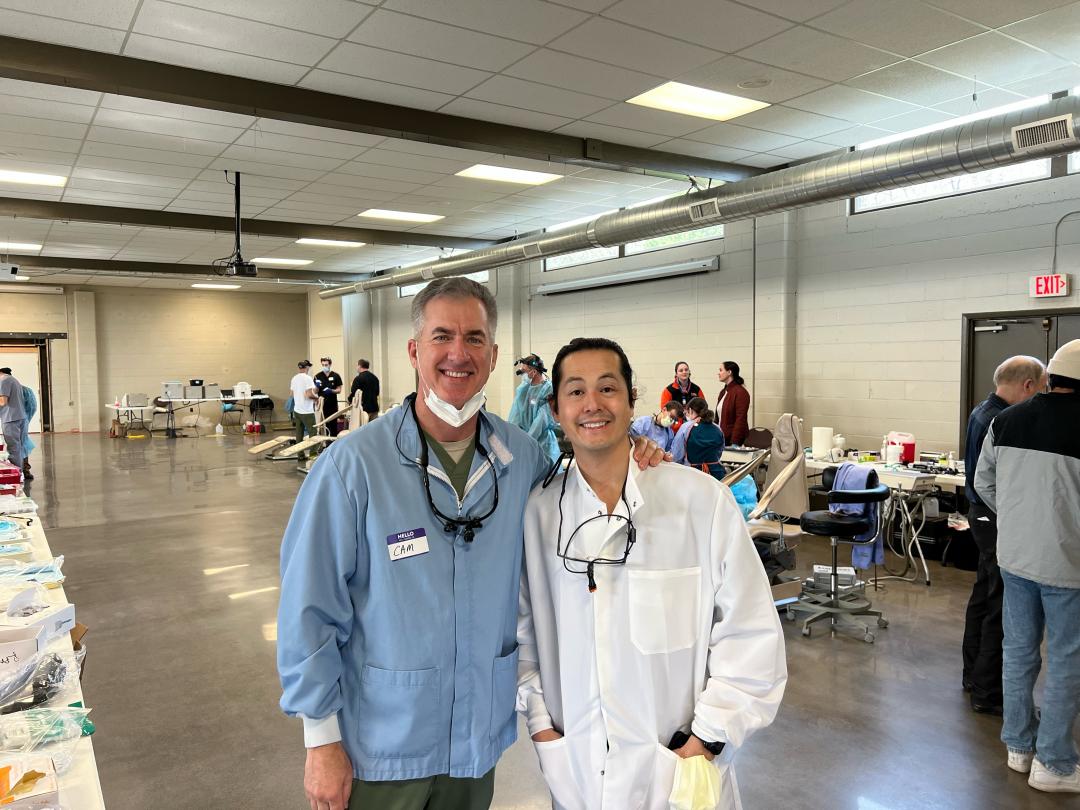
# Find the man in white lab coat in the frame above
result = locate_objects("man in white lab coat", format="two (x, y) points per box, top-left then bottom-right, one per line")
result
(517, 337), (787, 810)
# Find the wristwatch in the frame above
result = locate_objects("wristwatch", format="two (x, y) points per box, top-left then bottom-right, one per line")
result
(694, 735), (725, 756)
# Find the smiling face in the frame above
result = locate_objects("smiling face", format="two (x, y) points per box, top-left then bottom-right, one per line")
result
(676, 362), (690, 382)
(408, 295), (498, 409)
(553, 349), (634, 458)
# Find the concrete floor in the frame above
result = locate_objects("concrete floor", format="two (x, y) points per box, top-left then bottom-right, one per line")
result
(24, 432), (1079, 810)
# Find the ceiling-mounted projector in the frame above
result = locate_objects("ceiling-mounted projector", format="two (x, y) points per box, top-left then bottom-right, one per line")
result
(224, 259), (257, 277)
(0, 263), (20, 280)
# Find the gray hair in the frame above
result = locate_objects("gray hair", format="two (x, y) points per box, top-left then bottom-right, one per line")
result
(993, 355), (1045, 387)
(411, 276), (498, 337)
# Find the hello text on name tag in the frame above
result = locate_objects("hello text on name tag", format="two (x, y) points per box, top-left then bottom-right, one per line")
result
(387, 528), (430, 561)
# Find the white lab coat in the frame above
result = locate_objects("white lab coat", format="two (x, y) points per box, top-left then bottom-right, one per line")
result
(517, 459), (787, 810)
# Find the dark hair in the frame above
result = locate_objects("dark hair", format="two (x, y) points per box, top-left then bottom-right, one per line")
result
(663, 401), (684, 419)
(723, 360), (744, 386)
(1049, 373), (1080, 390)
(517, 354), (547, 374)
(0, 368), (10, 375)
(320, 357), (332, 364)
(357, 359), (370, 369)
(550, 337), (636, 412)
(685, 396), (715, 423)
(674, 361), (690, 373)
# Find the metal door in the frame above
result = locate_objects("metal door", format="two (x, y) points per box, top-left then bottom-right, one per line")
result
(1054, 314), (1080, 348)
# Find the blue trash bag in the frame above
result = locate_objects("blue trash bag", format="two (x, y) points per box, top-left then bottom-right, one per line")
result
(728, 476), (759, 520)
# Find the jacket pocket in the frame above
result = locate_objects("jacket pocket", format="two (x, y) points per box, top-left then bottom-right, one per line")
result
(629, 568), (701, 655)
(356, 664), (440, 758)
(534, 737), (584, 810)
(490, 647), (519, 739)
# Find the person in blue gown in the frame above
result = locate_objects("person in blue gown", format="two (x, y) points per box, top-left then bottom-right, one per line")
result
(508, 354), (560, 463)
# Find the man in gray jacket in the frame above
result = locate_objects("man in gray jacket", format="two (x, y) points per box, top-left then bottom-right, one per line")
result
(975, 338), (1080, 793)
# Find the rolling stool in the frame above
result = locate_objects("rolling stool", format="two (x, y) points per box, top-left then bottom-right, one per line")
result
(789, 472), (890, 643)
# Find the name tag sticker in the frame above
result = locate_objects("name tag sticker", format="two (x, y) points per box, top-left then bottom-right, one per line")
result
(386, 528), (429, 561)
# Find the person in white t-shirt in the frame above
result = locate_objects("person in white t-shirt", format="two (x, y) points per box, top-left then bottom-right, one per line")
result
(290, 360), (319, 452)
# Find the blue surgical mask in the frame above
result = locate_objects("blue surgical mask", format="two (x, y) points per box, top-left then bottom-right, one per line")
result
(321, 365), (330, 372)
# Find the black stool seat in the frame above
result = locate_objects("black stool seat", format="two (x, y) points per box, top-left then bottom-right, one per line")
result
(800, 510), (870, 539)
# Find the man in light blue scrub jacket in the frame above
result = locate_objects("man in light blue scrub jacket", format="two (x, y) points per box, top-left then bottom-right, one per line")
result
(278, 277), (664, 810)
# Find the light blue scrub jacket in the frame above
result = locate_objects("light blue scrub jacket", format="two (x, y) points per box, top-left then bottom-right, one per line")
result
(508, 379), (560, 463)
(628, 414), (676, 454)
(277, 401), (551, 781)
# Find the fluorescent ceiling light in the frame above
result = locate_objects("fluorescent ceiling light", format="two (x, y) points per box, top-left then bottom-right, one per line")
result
(252, 257), (313, 266)
(858, 94), (1049, 149)
(296, 238), (366, 247)
(456, 164), (562, 185)
(204, 564), (250, 575)
(192, 283), (241, 290)
(0, 242), (42, 251)
(358, 209), (445, 223)
(628, 82), (769, 122)
(13, 276), (30, 281)
(0, 169), (67, 187)
(536, 258), (718, 296)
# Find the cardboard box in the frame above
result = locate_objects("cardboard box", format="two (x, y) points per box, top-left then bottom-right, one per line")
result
(771, 578), (803, 604)
(0, 756), (59, 808)
(0, 626), (45, 676)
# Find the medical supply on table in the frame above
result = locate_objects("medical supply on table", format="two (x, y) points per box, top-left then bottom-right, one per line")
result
(0, 755), (59, 807)
(886, 431), (916, 464)
(886, 444), (903, 464)
(0, 498), (36, 516)
(811, 427), (834, 460)
(0, 585), (74, 643)
(0, 708), (94, 774)
(0, 560), (64, 588)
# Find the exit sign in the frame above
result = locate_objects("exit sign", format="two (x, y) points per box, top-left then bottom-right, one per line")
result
(1030, 273), (1070, 298)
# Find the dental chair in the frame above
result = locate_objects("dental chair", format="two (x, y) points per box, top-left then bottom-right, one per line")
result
(789, 466), (890, 643)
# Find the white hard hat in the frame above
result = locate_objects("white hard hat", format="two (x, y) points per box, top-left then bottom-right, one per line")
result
(1048, 339), (1080, 380)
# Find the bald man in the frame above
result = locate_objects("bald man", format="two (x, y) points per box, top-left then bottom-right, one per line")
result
(962, 355), (1046, 715)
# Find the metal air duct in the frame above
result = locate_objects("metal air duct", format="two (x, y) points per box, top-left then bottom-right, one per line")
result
(320, 97), (1080, 299)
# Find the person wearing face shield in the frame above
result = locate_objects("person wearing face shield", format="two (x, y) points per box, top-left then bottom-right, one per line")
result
(509, 354), (560, 463)
(517, 337), (786, 810)
(628, 401), (684, 454)
(276, 278), (669, 810)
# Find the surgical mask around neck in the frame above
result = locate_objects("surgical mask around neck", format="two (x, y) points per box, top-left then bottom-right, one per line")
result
(419, 368), (486, 428)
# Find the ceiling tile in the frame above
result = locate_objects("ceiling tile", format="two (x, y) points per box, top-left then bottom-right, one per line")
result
(349, 10), (534, 71)
(466, 76), (612, 118)
(785, 85), (920, 123)
(677, 55), (829, 103)
(320, 42), (491, 95)
(548, 18), (723, 78)
(685, 121), (800, 150)
(317, 173), (421, 194)
(299, 70), (456, 111)
(123, 34), (310, 85)
(734, 0), (849, 22)
(0, 131), (83, 156)
(0, 78), (100, 106)
(870, 107), (957, 132)
(553, 121), (669, 148)
(0, 116), (87, 140)
(86, 125), (226, 155)
(733, 105), (849, 138)
(235, 131), (366, 161)
(602, 0), (793, 51)
(79, 142), (217, 169)
(0, 95), (96, 124)
(439, 98), (572, 131)
(72, 160), (198, 183)
(133, 0), (336, 64)
(381, 0), (590, 44)
(336, 161), (447, 186)
(738, 25), (900, 82)
(814, 124), (892, 147)
(1000, 65), (1080, 98)
(654, 139), (756, 162)
(0, 0), (138, 27)
(1002, 4), (1080, 62)
(0, 8), (126, 53)
(93, 108), (244, 143)
(219, 145), (345, 172)
(915, 32), (1068, 86)
(846, 60), (991, 107)
(0, 156), (75, 176)
(811, 0), (983, 58)
(932, 89), (1027, 115)
(350, 148), (474, 175)
(764, 139), (841, 160)
(504, 49), (661, 101)
(206, 158), (325, 182)
(585, 103), (716, 137)
(920, 0), (1074, 28)
(99, 95), (256, 128)
(163, 0), (371, 37)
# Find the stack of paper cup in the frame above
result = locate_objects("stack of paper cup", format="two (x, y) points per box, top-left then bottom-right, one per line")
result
(812, 427), (834, 460)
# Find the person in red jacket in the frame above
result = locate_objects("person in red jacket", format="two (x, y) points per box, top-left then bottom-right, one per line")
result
(716, 361), (750, 446)
(660, 361), (705, 410)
